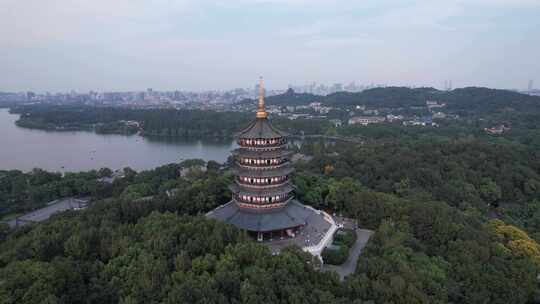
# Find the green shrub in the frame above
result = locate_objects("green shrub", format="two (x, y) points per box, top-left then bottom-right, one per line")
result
(334, 229), (357, 247)
(322, 244), (349, 265)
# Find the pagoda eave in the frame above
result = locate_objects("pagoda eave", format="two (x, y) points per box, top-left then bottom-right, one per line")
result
(232, 165), (295, 178)
(231, 148), (294, 158)
(235, 118), (289, 139)
(207, 200), (314, 232)
(229, 183), (294, 197)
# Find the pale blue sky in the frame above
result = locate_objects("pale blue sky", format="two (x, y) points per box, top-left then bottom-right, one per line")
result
(1, 0), (539, 92)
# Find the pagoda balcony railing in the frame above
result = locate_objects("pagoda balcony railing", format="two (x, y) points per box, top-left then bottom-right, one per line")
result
(235, 179), (290, 189)
(236, 160), (288, 168)
(238, 144), (287, 151)
(233, 194), (291, 205)
(237, 139), (286, 148)
(235, 201), (289, 210)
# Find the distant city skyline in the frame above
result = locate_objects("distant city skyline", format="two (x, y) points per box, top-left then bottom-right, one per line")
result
(1, 0), (539, 92)
(2, 79), (538, 95)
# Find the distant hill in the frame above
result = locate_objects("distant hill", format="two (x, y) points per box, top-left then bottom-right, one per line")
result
(439, 87), (540, 113)
(237, 88), (320, 107)
(265, 88), (321, 106)
(242, 86), (540, 114)
(323, 87), (438, 108)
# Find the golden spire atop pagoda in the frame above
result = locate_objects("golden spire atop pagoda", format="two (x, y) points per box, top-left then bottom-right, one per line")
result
(256, 76), (268, 119)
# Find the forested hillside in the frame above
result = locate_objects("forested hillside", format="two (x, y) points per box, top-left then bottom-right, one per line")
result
(1, 136), (540, 303)
(280, 86), (540, 114)
(11, 87), (540, 141)
(11, 106), (252, 138)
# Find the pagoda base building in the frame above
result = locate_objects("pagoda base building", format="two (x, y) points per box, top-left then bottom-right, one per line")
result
(207, 78), (337, 257)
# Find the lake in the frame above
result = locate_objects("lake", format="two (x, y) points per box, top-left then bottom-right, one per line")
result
(0, 108), (236, 172)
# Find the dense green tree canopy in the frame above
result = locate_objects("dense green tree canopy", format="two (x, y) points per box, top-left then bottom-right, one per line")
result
(1, 138), (540, 303)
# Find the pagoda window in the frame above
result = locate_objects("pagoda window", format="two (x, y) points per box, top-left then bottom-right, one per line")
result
(267, 178), (271, 184)
(269, 197), (273, 202)
(250, 178), (254, 184)
(266, 159), (270, 164)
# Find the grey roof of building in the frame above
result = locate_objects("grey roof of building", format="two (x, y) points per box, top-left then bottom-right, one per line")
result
(229, 183), (294, 196)
(206, 200), (319, 232)
(236, 118), (288, 139)
(231, 148), (294, 159)
(4, 197), (90, 228)
(232, 165), (295, 177)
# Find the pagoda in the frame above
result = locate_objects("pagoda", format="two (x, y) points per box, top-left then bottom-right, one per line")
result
(208, 78), (336, 250)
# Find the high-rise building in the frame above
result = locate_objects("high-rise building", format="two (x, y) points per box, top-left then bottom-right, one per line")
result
(207, 78), (336, 257)
(26, 91), (35, 101)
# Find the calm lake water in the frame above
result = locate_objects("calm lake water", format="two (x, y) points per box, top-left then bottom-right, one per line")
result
(0, 108), (236, 172)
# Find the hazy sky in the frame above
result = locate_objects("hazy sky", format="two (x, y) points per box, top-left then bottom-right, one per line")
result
(1, 0), (539, 92)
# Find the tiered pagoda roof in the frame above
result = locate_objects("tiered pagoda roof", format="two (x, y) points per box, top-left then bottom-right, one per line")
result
(207, 78), (319, 235)
(208, 200), (313, 232)
(235, 118), (289, 139)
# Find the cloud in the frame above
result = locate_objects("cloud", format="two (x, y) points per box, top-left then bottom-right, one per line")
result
(1, 0), (196, 47)
(0, 0), (538, 91)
